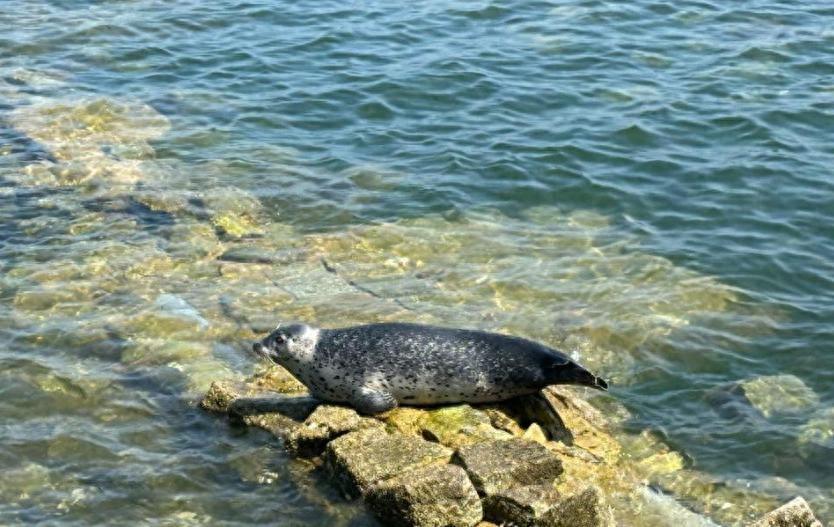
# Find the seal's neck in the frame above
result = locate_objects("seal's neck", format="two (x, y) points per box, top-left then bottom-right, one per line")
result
(286, 326), (319, 364)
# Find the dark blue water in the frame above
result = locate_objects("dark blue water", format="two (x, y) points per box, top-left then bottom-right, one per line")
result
(1, 1), (833, 524)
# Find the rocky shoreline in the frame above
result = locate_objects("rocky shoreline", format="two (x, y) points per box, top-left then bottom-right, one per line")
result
(201, 367), (823, 527)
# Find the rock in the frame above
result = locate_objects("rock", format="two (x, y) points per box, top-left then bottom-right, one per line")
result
(324, 428), (453, 498)
(366, 464), (482, 527)
(422, 405), (513, 448)
(382, 405), (512, 449)
(212, 212), (263, 239)
(539, 486), (614, 527)
(250, 366), (308, 394)
(201, 380), (242, 413)
(454, 438), (563, 496)
(483, 484), (613, 527)
(798, 407), (834, 456)
(739, 375), (819, 418)
(482, 484), (561, 525)
(522, 423), (548, 445)
(748, 497), (823, 527)
(286, 405), (384, 458)
(200, 380), (318, 439)
(481, 406), (525, 436)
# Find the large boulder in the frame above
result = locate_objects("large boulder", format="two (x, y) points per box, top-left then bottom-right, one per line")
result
(366, 464), (483, 527)
(324, 428), (454, 498)
(748, 497), (823, 527)
(454, 438), (563, 496)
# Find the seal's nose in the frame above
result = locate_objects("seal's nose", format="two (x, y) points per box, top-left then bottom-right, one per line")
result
(253, 342), (265, 354)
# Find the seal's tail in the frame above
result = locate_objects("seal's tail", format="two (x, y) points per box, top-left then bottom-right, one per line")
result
(548, 361), (609, 391)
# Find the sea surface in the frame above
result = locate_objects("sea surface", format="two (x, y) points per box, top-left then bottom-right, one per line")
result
(1, 1), (833, 525)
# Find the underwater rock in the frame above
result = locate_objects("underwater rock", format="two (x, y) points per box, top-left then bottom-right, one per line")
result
(212, 211), (263, 239)
(324, 427), (453, 499)
(748, 496), (823, 527)
(798, 407), (834, 457)
(366, 464), (483, 527)
(741, 375), (819, 418)
(454, 438), (563, 496)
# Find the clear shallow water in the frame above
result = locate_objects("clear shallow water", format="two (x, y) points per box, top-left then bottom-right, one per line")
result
(1, 0), (833, 525)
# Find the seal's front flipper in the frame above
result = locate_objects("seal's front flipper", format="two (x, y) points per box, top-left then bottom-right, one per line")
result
(351, 386), (398, 415)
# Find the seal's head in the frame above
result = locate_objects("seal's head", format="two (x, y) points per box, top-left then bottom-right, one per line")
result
(253, 323), (318, 365)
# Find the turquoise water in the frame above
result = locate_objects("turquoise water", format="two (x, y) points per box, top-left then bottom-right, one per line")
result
(1, 0), (833, 525)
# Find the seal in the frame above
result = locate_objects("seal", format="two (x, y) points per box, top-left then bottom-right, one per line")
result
(253, 322), (608, 415)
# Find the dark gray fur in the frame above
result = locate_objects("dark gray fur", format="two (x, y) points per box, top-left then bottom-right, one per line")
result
(253, 322), (608, 415)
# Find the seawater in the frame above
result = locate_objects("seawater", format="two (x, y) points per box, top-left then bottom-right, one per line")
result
(1, 1), (833, 525)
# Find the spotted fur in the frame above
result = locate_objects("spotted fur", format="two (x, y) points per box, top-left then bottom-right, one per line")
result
(253, 322), (608, 414)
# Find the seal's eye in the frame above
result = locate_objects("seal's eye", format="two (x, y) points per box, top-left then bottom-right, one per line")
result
(274, 334), (286, 345)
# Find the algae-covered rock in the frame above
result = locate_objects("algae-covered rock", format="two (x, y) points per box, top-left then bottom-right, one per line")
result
(798, 407), (834, 459)
(200, 380), (318, 438)
(383, 405), (512, 449)
(483, 484), (613, 527)
(250, 366), (308, 394)
(482, 484), (562, 525)
(286, 405), (384, 458)
(454, 438), (563, 496)
(366, 464), (483, 527)
(738, 375), (819, 418)
(748, 496), (823, 527)
(539, 486), (614, 527)
(324, 427), (453, 498)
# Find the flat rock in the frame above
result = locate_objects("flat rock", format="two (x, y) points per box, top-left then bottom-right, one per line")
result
(748, 497), (823, 527)
(325, 428), (453, 498)
(366, 464), (483, 527)
(422, 405), (512, 448)
(200, 380), (319, 439)
(286, 405), (384, 458)
(454, 438), (563, 496)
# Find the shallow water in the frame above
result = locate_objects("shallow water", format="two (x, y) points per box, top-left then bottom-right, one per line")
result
(1, 0), (833, 525)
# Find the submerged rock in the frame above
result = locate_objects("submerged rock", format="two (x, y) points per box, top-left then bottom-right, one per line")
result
(366, 464), (483, 527)
(738, 375), (819, 418)
(748, 496), (823, 527)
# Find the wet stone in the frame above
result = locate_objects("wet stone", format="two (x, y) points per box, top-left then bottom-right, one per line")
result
(366, 464), (483, 527)
(286, 405), (384, 458)
(420, 405), (513, 449)
(453, 438), (563, 496)
(482, 484), (561, 525)
(748, 496), (823, 527)
(538, 486), (614, 527)
(324, 427), (453, 499)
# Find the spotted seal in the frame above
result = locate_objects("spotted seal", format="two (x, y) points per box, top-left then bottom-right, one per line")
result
(253, 322), (608, 414)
